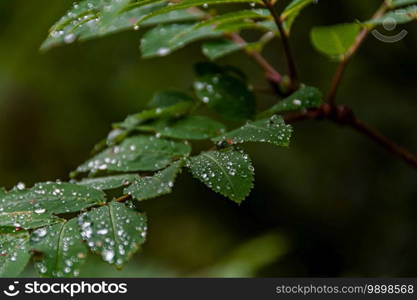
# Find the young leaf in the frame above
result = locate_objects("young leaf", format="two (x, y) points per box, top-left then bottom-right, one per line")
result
(311, 23), (361, 59)
(141, 23), (222, 58)
(125, 160), (183, 201)
(194, 72), (256, 121)
(0, 182), (106, 215)
(259, 86), (323, 117)
(78, 201), (147, 267)
(78, 174), (141, 190)
(76, 136), (191, 174)
(0, 232), (31, 277)
(282, 0), (315, 34)
(188, 150), (254, 203)
(137, 116), (226, 140)
(0, 211), (63, 230)
(31, 219), (88, 277)
(212, 115), (293, 147)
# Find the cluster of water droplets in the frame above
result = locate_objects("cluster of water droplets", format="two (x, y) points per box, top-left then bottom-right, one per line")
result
(126, 162), (180, 200)
(78, 203), (147, 267)
(190, 149), (254, 200)
(194, 74), (223, 104)
(0, 181), (104, 222)
(31, 220), (87, 277)
(0, 234), (28, 264)
(77, 136), (190, 174)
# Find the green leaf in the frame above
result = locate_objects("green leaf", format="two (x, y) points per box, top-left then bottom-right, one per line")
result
(31, 219), (87, 277)
(194, 72), (256, 121)
(194, 9), (271, 30)
(202, 39), (245, 60)
(116, 97), (195, 130)
(282, 0), (315, 34)
(0, 232), (31, 277)
(137, 116), (226, 140)
(212, 115), (293, 147)
(0, 182), (106, 215)
(366, 5), (417, 26)
(260, 86), (323, 117)
(135, 0), (264, 25)
(188, 149), (254, 203)
(147, 91), (194, 109)
(311, 23), (361, 59)
(78, 201), (147, 267)
(78, 174), (140, 190)
(0, 211), (63, 230)
(203, 31), (275, 60)
(125, 160), (183, 201)
(141, 23), (222, 58)
(76, 136), (191, 174)
(41, 1), (205, 50)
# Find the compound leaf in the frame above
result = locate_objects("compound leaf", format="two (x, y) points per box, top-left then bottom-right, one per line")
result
(78, 201), (147, 267)
(135, 0), (264, 25)
(213, 115), (293, 147)
(31, 219), (87, 277)
(141, 23), (222, 58)
(116, 97), (195, 130)
(147, 90), (195, 109)
(0, 211), (63, 230)
(125, 160), (183, 201)
(0, 182), (106, 215)
(188, 150), (254, 203)
(0, 232), (31, 277)
(202, 39), (245, 60)
(194, 72), (256, 121)
(76, 136), (191, 174)
(260, 86), (323, 117)
(41, 1), (205, 50)
(137, 116), (226, 140)
(78, 174), (141, 190)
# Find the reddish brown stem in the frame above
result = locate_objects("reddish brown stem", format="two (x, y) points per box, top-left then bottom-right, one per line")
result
(263, 0), (299, 91)
(326, 3), (388, 104)
(284, 105), (417, 169)
(230, 33), (282, 84)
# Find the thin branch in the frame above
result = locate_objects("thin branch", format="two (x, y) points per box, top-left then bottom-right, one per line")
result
(263, 0), (299, 91)
(230, 33), (283, 84)
(351, 117), (417, 168)
(189, 7), (284, 86)
(116, 194), (132, 203)
(284, 105), (417, 169)
(326, 2), (388, 104)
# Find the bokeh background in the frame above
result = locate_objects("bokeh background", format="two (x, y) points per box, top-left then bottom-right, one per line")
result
(1, 0), (416, 277)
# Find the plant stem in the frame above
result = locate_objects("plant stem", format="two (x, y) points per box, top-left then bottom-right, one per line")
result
(230, 33), (283, 84)
(263, 0), (299, 91)
(284, 105), (417, 169)
(326, 3), (388, 104)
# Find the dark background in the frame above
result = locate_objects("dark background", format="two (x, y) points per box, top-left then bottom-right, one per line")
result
(0, 0), (416, 277)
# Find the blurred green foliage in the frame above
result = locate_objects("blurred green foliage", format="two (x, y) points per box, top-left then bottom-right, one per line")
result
(1, 0), (416, 277)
